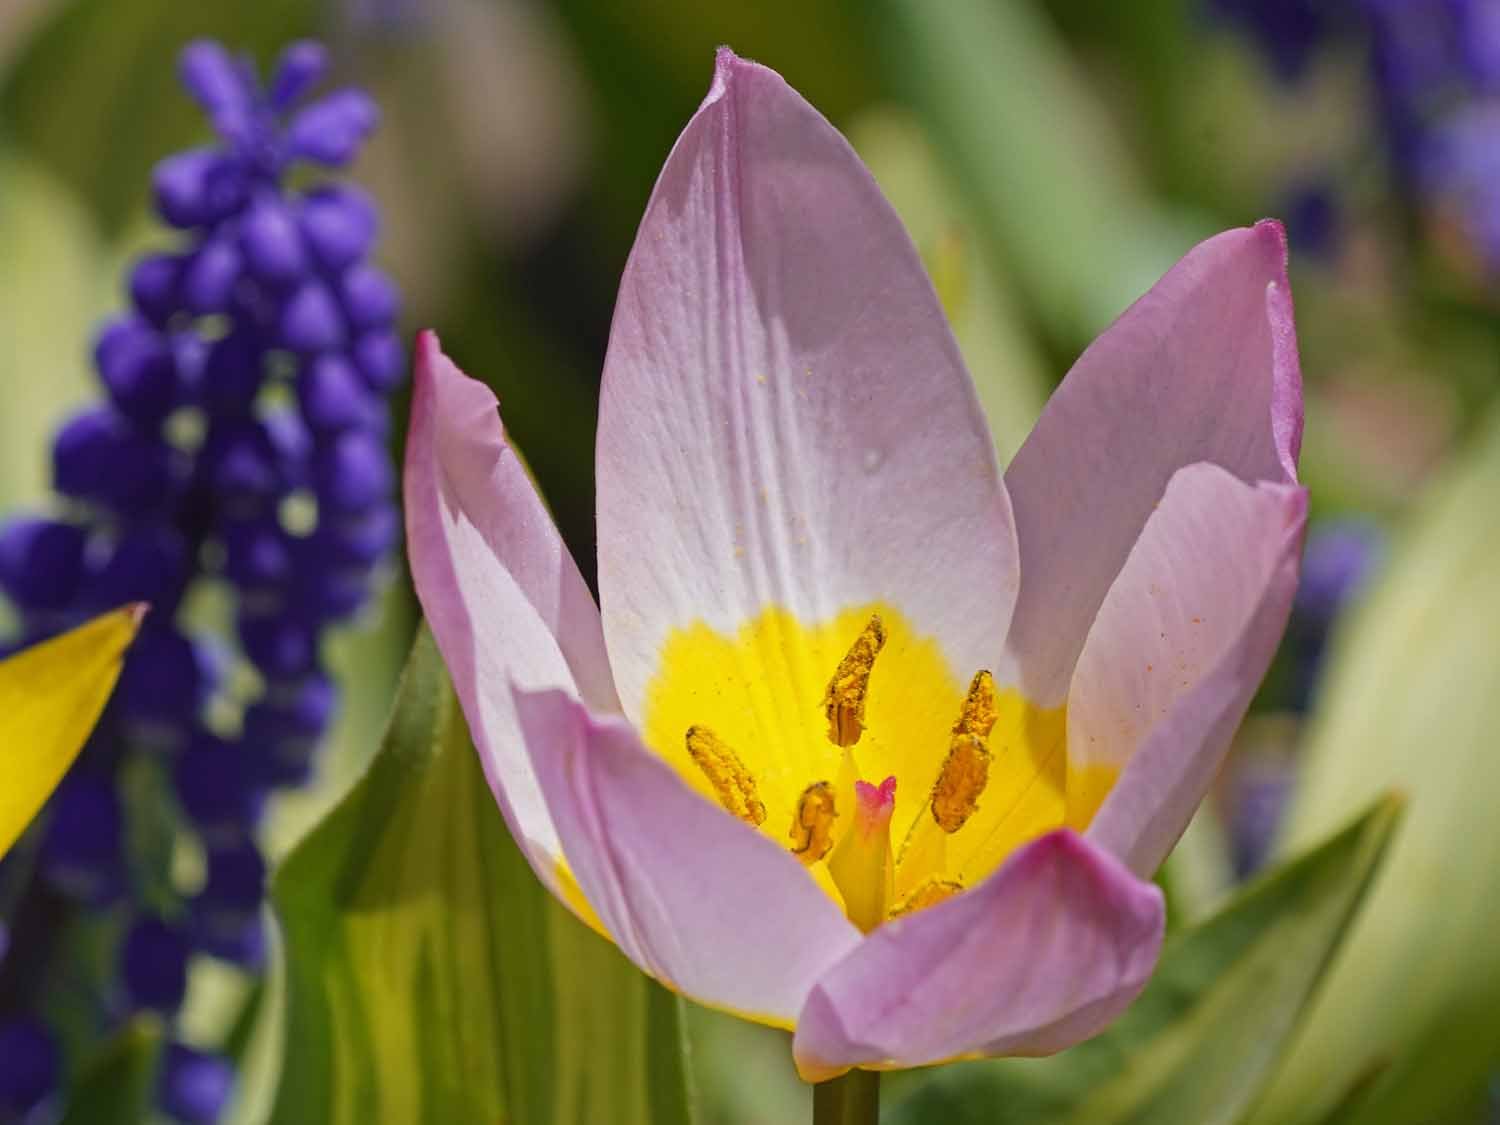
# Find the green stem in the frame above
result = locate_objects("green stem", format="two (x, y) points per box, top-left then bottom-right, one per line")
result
(813, 1069), (880, 1125)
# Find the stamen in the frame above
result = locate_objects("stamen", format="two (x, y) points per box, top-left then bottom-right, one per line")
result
(685, 725), (766, 826)
(822, 614), (887, 747)
(890, 877), (964, 918)
(931, 732), (991, 833)
(954, 670), (999, 740)
(789, 780), (837, 864)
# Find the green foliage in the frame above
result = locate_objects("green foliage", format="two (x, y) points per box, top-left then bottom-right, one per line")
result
(0, 0), (313, 233)
(58, 1018), (162, 1125)
(1250, 405), (1500, 1125)
(870, 0), (1208, 348)
(263, 626), (695, 1125)
(0, 148), (108, 516)
(885, 795), (1402, 1125)
(850, 108), (1048, 463)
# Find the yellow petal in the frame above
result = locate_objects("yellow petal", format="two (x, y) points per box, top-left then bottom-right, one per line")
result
(0, 605), (144, 858)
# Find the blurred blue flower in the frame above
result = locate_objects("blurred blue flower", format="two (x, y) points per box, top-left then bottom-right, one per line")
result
(1288, 519), (1385, 711)
(157, 1043), (235, 1125)
(0, 36), (401, 1122)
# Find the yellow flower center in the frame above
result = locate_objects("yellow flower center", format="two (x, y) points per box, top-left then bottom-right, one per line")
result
(642, 603), (1113, 926)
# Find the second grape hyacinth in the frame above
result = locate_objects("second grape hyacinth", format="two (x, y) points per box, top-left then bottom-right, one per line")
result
(0, 38), (401, 1123)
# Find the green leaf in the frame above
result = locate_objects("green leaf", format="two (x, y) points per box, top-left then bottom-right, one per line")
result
(57, 1017), (162, 1125)
(849, 107), (1047, 464)
(0, 148), (108, 516)
(885, 795), (1402, 1125)
(1249, 404), (1500, 1125)
(265, 626), (695, 1125)
(870, 0), (1210, 348)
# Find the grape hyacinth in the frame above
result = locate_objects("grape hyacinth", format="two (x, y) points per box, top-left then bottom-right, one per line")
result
(1213, 0), (1500, 276)
(0, 39), (400, 1120)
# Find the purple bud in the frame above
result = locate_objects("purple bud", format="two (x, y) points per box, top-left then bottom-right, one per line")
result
(315, 430), (393, 513)
(240, 196), (308, 286)
(89, 523), (189, 612)
(202, 419), (281, 502)
(177, 40), (248, 117)
(152, 149), (246, 229)
(239, 610), (318, 678)
(339, 264), (399, 330)
(0, 518), (86, 610)
(128, 253), (183, 326)
(269, 40), (329, 111)
(297, 354), (376, 432)
(200, 842), (266, 911)
(353, 330), (405, 392)
(1294, 520), (1383, 621)
(53, 408), (173, 514)
(280, 282), (347, 354)
(265, 408), (313, 486)
(117, 626), (207, 725)
(182, 237), (244, 315)
(41, 774), (124, 902)
(222, 518), (293, 588)
(199, 331), (265, 416)
(120, 916), (190, 1012)
(94, 317), (178, 423)
(286, 89), (379, 166)
(320, 504), (399, 567)
(0, 1019), (59, 1115)
(298, 184), (377, 270)
(158, 1043), (234, 1125)
(246, 671), (336, 784)
(175, 733), (266, 837)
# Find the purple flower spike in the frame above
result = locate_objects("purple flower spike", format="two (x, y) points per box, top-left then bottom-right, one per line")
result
(0, 36), (401, 1077)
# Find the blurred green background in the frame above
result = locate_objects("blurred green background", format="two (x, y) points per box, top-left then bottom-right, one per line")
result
(3, 0), (1500, 1122)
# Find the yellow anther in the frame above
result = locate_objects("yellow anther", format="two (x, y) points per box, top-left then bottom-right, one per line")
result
(822, 614), (887, 747)
(931, 732), (992, 833)
(685, 725), (766, 826)
(954, 670), (999, 740)
(789, 780), (838, 864)
(890, 878), (964, 918)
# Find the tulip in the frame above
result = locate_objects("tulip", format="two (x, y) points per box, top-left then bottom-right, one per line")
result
(0, 606), (143, 858)
(406, 48), (1306, 1093)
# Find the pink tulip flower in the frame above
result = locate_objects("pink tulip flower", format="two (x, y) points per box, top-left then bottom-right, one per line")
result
(405, 47), (1306, 1082)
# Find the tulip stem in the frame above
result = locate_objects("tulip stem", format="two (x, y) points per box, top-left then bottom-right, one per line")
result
(813, 1069), (880, 1125)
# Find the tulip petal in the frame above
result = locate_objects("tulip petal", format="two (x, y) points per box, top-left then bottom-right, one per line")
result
(596, 48), (1017, 720)
(513, 685), (863, 1027)
(793, 829), (1163, 1081)
(405, 332), (617, 895)
(1076, 463), (1307, 875)
(1002, 222), (1302, 703)
(0, 605), (143, 858)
